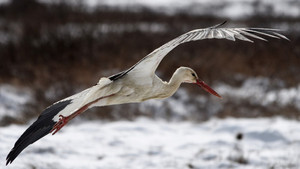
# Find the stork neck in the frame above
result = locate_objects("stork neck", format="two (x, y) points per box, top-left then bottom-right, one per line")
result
(166, 71), (183, 93)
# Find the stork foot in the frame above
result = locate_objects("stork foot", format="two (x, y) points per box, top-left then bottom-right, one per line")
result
(50, 115), (70, 135)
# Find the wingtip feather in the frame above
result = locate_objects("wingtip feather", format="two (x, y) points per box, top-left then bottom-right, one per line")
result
(209, 21), (227, 29)
(272, 32), (290, 41)
(5, 99), (72, 165)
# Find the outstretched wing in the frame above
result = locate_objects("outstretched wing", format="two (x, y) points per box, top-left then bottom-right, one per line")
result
(122, 21), (288, 81)
(6, 79), (117, 165)
(6, 99), (72, 165)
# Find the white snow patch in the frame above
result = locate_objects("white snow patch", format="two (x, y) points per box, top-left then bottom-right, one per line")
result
(1, 117), (300, 169)
(139, 89), (206, 120)
(0, 0), (9, 4)
(0, 85), (33, 120)
(33, 22), (168, 44)
(39, 0), (300, 19)
(215, 77), (300, 109)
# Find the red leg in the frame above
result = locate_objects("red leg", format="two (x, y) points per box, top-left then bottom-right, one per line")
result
(50, 115), (71, 135)
(49, 94), (115, 135)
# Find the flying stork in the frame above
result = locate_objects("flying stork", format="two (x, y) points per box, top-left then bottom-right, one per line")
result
(6, 22), (288, 165)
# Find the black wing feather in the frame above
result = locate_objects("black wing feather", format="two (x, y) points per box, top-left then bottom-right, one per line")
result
(108, 70), (126, 81)
(6, 99), (72, 165)
(108, 66), (135, 81)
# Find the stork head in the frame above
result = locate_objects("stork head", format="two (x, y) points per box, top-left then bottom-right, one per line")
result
(178, 67), (221, 98)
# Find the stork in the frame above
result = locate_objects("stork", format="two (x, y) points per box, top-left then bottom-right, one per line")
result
(6, 22), (288, 165)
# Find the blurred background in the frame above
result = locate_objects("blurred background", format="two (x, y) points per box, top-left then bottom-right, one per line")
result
(0, 0), (300, 168)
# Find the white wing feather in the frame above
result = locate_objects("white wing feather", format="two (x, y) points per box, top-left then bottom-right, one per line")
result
(127, 22), (288, 82)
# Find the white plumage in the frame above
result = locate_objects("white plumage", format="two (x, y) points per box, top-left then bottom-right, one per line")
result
(6, 22), (288, 165)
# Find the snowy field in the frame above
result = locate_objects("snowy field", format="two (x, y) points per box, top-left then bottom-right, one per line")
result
(0, 80), (299, 169)
(1, 117), (300, 169)
(0, 85), (33, 121)
(1, 82), (299, 169)
(38, 0), (300, 19)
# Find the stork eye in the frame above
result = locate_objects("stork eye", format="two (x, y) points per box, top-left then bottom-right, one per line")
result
(191, 73), (196, 77)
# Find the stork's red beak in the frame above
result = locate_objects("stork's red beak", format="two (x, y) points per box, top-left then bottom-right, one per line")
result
(196, 79), (222, 98)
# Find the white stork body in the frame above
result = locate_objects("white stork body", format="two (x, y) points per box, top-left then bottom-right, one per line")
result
(53, 67), (200, 122)
(6, 22), (288, 165)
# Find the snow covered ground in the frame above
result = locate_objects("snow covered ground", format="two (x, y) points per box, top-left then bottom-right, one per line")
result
(0, 85), (33, 121)
(0, 81), (299, 169)
(38, 0), (300, 19)
(1, 117), (300, 169)
(215, 77), (300, 110)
